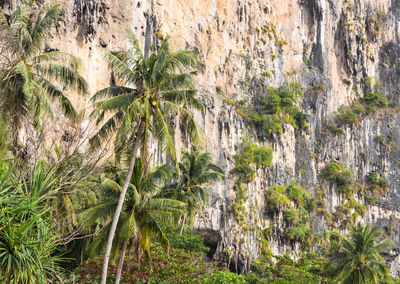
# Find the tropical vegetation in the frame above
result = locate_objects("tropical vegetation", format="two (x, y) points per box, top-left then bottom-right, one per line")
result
(0, 1), (398, 284)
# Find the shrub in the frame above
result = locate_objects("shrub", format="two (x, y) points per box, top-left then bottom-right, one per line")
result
(327, 123), (344, 135)
(308, 84), (325, 94)
(163, 227), (209, 253)
(244, 83), (305, 139)
(253, 145), (273, 167)
(261, 114), (283, 137)
(233, 141), (273, 181)
(284, 209), (300, 224)
(366, 171), (389, 202)
(374, 135), (386, 144)
(294, 112), (309, 129)
(363, 90), (388, 113)
(336, 106), (358, 125)
(286, 223), (313, 244)
(321, 163), (355, 193)
(203, 271), (247, 284)
(266, 186), (291, 212)
(286, 183), (310, 207)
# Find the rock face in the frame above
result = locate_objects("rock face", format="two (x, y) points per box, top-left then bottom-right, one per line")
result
(4, 0), (400, 275)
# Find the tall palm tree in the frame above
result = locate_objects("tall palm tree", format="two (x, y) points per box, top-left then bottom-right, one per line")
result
(164, 146), (225, 235)
(82, 159), (185, 283)
(325, 223), (393, 283)
(90, 30), (204, 283)
(0, 0), (88, 146)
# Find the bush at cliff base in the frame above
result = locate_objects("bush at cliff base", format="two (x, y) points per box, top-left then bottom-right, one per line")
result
(203, 271), (247, 284)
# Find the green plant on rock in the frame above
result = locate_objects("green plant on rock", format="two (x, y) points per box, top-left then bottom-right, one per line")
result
(286, 223), (314, 248)
(286, 183), (311, 207)
(308, 84), (325, 94)
(244, 83), (307, 138)
(232, 140), (273, 182)
(327, 123), (344, 136)
(231, 140), (273, 225)
(374, 135), (386, 144)
(366, 171), (389, 203)
(363, 90), (388, 114)
(321, 163), (355, 194)
(336, 106), (358, 125)
(266, 185), (291, 212)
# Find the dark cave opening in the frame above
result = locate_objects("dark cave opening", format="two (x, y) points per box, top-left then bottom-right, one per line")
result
(194, 228), (221, 259)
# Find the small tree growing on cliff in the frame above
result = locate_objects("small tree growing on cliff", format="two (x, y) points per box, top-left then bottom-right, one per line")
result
(90, 30), (204, 284)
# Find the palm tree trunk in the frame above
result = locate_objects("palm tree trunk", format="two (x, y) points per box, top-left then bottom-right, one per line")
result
(114, 239), (128, 284)
(134, 225), (142, 269)
(101, 121), (145, 284)
(179, 213), (187, 235)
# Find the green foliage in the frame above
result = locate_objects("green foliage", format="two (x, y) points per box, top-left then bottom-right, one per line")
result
(294, 112), (309, 129)
(327, 123), (344, 135)
(253, 144), (274, 167)
(266, 183), (313, 214)
(330, 83), (389, 129)
(286, 223), (314, 245)
(325, 223), (393, 283)
(233, 140), (273, 181)
(321, 163), (355, 194)
(244, 83), (306, 138)
(72, 241), (221, 283)
(203, 271), (247, 284)
(336, 106), (358, 125)
(363, 90), (388, 113)
(82, 159), (185, 264)
(0, 162), (63, 283)
(266, 185), (291, 212)
(90, 31), (204, 162)
(246, 254), (327, 283)
(366, 171), (389, 203)
(374, 135), (386, 144)
(164, 146), (225, 228)
(163, 227), (209, 253)
(283, 208), (300, 223)
(0, 1), (88, 139)
(286, 183), (310, 207)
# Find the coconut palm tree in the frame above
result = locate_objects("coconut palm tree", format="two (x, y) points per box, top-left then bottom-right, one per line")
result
(82, 159), (185, 283)
(0, 0), (88, 146)
(90, 31), (204, 283)
(325, 223), (393, 283)
(164, 146), (224, 234)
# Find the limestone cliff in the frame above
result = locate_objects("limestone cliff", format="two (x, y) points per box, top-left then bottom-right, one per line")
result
(3, 0), (400, 276)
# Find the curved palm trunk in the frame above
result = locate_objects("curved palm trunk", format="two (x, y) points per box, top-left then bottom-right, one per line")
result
(101, 121), (145, 284)
(114, 239), (128, 284)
